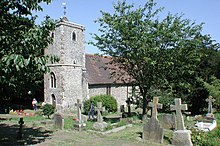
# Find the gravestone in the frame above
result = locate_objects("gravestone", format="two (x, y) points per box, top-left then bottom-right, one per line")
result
(161, 114), (176, 130)
(120, 105), (125, 113)
(143, 97), (164, 144)
(93, 102), (107, 131)
(17, 118), (24, 139)
(54, 113), (64, 130)
(206, 96), (215, 117)
(74, 99), (84, 131)
(170, 98), (193, 146)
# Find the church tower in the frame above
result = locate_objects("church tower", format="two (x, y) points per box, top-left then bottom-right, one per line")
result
(44, 17), (86, 112)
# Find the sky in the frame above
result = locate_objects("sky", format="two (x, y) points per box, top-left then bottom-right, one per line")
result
(35, 0), (220, 54)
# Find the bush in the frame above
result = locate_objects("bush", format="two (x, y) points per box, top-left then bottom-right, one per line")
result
(42, 104), (54, 118)
(84, 94), (117, 114)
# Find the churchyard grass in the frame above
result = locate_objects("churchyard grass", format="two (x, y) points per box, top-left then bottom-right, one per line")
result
(1, 109), (220, 145)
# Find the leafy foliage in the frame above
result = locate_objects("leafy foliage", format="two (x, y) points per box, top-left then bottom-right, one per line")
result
(91, 0), (219, 115)
(42, 104), (54, 118)
(199, 76), (220, 111)
(0, 0), (58, 101)
(84, 94), (117, 113)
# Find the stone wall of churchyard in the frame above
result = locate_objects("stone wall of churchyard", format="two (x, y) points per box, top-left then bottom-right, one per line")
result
(88, 84), (133, 110)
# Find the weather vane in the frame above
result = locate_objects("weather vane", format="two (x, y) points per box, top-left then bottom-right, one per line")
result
(62, 0), (67, 16)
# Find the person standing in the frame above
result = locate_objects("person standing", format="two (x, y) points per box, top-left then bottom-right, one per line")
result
(88, 101), (94, 119)
(32, 98), (38, 110)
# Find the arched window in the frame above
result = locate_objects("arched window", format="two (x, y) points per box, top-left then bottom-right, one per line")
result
(51, 32), (54, 38)
(50, 72), (56, 88)
(72, 31), (76, 41)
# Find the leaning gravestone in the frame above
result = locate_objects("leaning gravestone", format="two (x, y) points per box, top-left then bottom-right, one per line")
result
(206, 96), (215, 117)
(143, 97), (164, 144)
(54, 113), (64, 130)
(170, 98), (193, 146)
(93, 102), (107, 131)
(74, 99), (84, 131)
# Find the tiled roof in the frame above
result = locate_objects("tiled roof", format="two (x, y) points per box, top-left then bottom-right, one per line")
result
(85, 54), (132, 85)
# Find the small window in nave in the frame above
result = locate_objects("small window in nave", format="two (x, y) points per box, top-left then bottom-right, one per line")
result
(72, 31), (76, 41)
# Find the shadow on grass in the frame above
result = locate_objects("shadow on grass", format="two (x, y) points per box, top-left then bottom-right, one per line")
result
(136, 131), (142, 138)
(0, 123), (53, 145)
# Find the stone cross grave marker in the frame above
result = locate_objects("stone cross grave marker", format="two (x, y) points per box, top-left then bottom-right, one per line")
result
(93, 102), (107, 131)
(148, 97), (163, 119)
(75, 99), (82, 124)
(170, 98), (188, 130)
(206, 96), (215, 116)
(74, 99), (84, 131)
(96, 102), (105, 123)
(54, 113), (64, 130)
(143, 97), (164, 144)
(17, 118), (24, 139)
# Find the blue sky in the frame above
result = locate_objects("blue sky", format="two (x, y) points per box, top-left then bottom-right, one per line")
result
(36, 0), (220, 54)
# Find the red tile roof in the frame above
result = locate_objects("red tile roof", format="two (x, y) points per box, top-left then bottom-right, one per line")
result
(85, 54), (132, 85)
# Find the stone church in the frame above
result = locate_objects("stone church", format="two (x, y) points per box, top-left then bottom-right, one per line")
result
(44, 17), (133, 112)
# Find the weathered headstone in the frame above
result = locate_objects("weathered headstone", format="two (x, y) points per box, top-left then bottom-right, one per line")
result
(160, 114), (176, 130)
(143, 97), (164, 144)
(17, 118), (24, 139)
(170, 98), (187, 130)
(93, 102), (107, 131)
(74, 99), (84, 131)
(206, 96), (215, 117)
(54, 113), (64, 130)
(170, 98), (193, 146)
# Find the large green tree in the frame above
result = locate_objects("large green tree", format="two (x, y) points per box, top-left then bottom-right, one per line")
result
(91, 0), (219, 115)
(0, 0), (57, 101)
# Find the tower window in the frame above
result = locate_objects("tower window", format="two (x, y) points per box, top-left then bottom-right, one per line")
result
(72, 31), (76, 41)
(50, 72), (56, 88)
(106, 86), (111, 95)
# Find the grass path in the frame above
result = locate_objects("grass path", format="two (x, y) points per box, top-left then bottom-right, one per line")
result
(36, 125), (165, 146)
